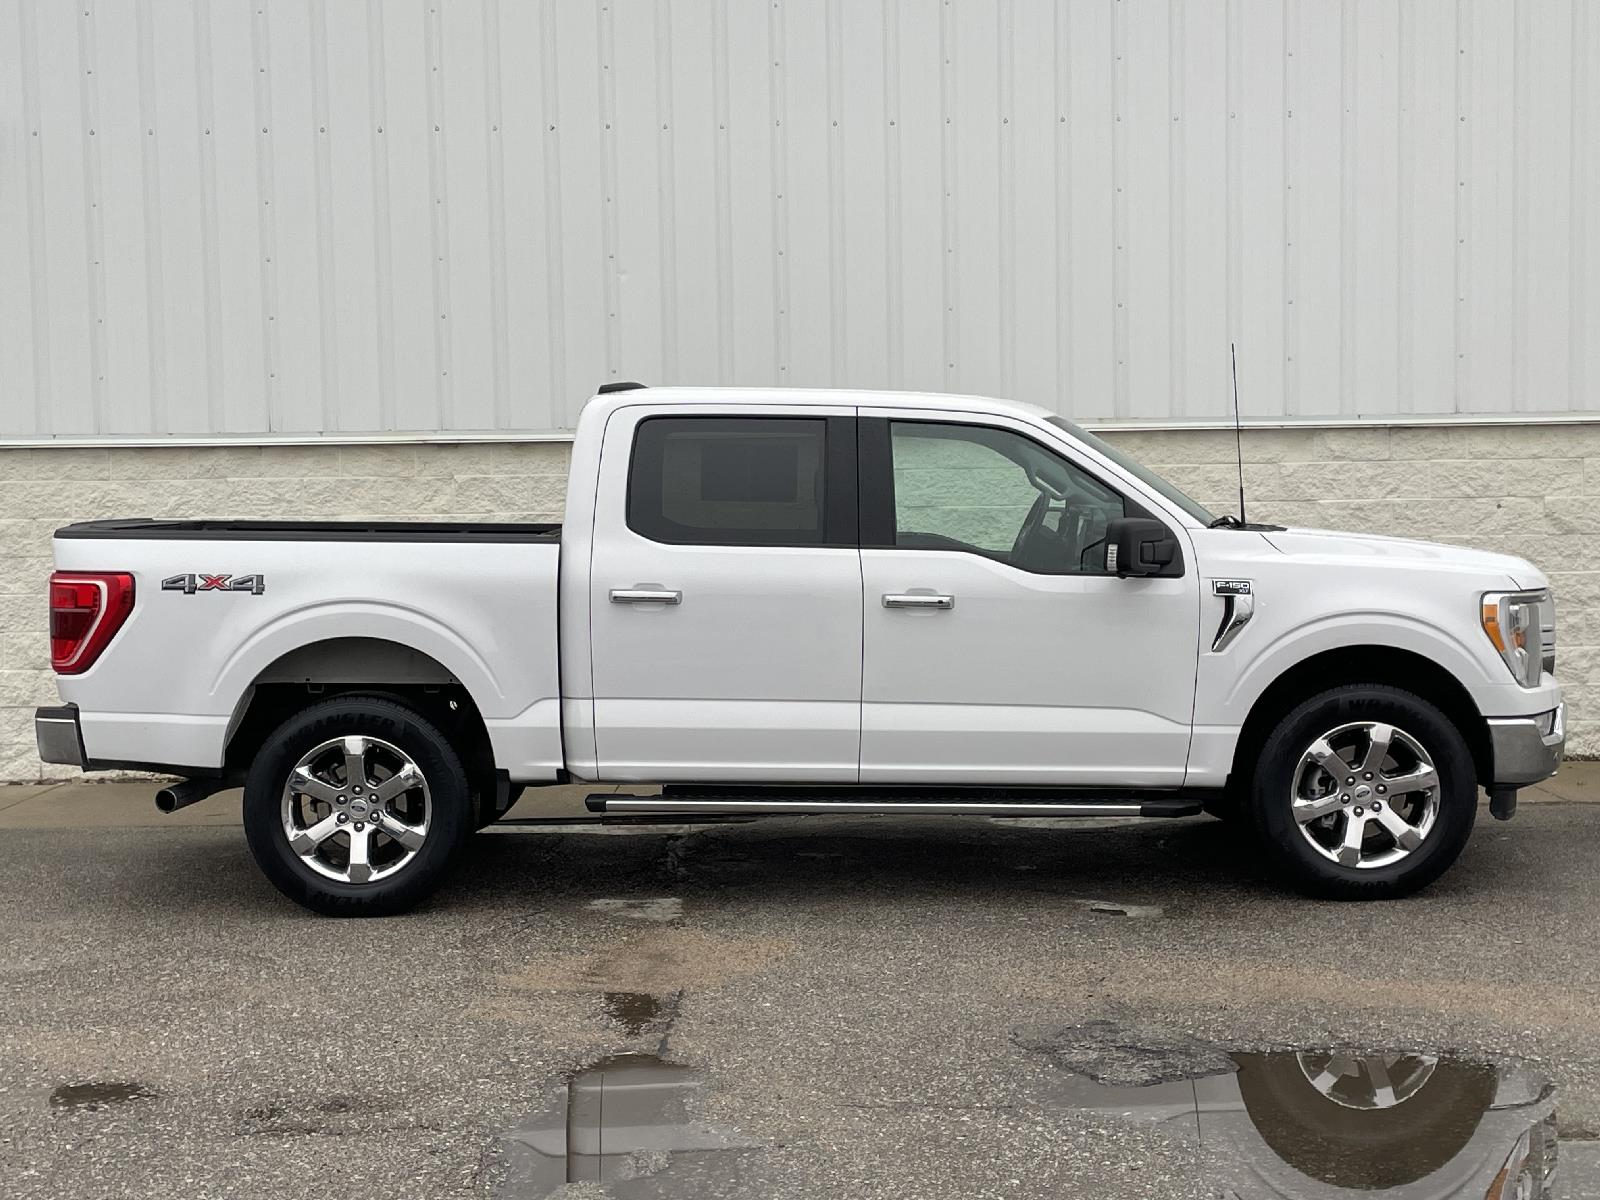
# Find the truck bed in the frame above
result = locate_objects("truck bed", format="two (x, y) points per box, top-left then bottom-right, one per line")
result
(51, 518), (564, 779)
(56, 518), (561, 542)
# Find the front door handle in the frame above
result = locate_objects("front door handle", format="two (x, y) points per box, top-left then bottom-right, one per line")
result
(610, 588), (682, 605)
(883, 593), (955, 610)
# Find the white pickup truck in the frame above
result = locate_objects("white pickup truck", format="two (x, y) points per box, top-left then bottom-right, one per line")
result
(36, 386), (1563, 914)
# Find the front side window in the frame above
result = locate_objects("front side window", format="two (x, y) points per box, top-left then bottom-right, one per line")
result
(627, 416), (829, 545)
(888, 421), (1126, 574)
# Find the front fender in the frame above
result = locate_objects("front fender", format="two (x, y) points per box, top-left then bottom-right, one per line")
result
(1211, 609), (1502, 728)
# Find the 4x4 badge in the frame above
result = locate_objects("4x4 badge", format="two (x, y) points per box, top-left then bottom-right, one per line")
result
(162, 573), (266, 596)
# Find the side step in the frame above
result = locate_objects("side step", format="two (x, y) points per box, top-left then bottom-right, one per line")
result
(586, 790), (1203, 820)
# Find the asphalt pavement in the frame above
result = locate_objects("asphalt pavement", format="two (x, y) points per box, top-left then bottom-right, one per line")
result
(1, 768), (1598, 1199)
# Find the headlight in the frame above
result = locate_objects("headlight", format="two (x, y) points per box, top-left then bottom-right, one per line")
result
(1481, 590), (1553, 687)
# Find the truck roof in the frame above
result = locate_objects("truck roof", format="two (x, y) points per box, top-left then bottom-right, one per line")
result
(587, 385), (1057, 425)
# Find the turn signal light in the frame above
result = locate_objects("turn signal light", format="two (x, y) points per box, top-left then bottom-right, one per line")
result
(1481, 590), (1549, 688)
(1480, 598), (1511, 654)
(49, 572), (135, 674)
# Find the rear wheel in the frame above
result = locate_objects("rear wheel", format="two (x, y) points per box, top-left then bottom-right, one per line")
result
(1247, 685), (1476, 899)
(243, 695), (473, 915)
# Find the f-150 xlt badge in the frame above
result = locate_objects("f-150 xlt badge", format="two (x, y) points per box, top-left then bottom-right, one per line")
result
(1210, 580), (1255, 651)
(162, 573), (266, 595)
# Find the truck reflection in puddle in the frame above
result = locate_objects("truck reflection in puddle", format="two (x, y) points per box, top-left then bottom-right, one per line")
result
(499, 1042), (1560, 1198)
(498, 1052), (758, 1197)
(1049, 1049), (1558, 1199)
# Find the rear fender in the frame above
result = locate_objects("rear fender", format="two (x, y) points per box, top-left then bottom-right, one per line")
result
(212, 601), (507, 725)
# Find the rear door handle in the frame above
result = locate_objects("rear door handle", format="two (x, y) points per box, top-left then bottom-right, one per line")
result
(883, 593), (955, 610)
(610, 588), (682, 605)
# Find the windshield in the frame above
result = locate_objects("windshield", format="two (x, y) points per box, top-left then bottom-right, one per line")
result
(1045, 416), (1216, 525)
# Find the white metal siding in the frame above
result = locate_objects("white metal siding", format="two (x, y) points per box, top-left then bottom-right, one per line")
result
(2, 0), (1598, 439)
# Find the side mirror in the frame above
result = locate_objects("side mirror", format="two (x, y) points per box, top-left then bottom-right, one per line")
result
(1106, 517), (1180, 577)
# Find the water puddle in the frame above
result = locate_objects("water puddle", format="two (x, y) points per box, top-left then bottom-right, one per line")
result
(603, 991), (666, 1037)
(587, 898), (684, 923)
(498, 1053), (757, 1197)
(500, 1016), (1569, 1197)
(48, 1081), (154, 1113)
(1081, 898), (1164, 919)
(1037, 1042), (1560, 1197)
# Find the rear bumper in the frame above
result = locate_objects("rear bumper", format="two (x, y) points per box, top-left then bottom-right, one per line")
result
(35, 705), (86, 768)
(35, 705), (223, 774)
(1487, 702), (1565, 787)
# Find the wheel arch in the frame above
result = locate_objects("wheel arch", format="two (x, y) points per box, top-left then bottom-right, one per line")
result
(210, 602), (507, 716)
(1228, 645), (1491, 794)
(221, 638), (495, 793)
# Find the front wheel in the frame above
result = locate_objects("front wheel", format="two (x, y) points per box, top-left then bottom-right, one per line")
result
(243, 696), (474, 915)
(1248, 685), (1477, 899)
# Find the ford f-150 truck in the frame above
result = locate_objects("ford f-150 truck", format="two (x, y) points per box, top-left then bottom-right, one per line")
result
(35, 386), (1564, 914)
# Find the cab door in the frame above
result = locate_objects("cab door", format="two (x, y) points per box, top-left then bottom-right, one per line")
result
(586, 403), (863, 782)
(856, 410), (1199, 787)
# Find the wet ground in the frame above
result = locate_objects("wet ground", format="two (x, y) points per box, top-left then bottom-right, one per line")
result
(1, 779), (1599, 1198)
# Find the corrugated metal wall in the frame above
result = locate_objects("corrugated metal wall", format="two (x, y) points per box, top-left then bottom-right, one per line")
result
(2, 0), (1598, 440)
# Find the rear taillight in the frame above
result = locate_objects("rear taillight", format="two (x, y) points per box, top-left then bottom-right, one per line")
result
(49, 572), (135, 674)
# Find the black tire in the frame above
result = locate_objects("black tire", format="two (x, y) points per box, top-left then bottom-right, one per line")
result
(243, 695), (474, 916)
(1247, 684), (1477, 900)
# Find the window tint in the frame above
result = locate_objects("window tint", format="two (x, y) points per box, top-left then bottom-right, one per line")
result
(628, 416), (829, 545)
(889, 421), (1126, 574)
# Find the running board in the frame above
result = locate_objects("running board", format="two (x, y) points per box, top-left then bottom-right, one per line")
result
(587, 794), (1203, 819)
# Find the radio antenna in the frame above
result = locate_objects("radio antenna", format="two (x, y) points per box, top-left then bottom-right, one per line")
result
(1230, 341), (1247, 525)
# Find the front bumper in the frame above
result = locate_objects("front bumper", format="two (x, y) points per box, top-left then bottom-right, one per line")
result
(35, 705), (86, 769)
(1488, 702), (1564, 787)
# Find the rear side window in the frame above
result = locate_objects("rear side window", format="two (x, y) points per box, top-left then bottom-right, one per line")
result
(627, 416), (832, 546)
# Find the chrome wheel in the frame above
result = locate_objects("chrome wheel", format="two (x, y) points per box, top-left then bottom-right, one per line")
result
(1291, 721), (1440, 869)
(1294, 1051), (1439, 1110)
(280, 735), (431, 884)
